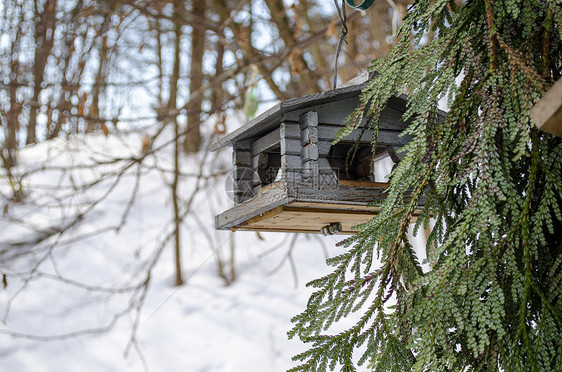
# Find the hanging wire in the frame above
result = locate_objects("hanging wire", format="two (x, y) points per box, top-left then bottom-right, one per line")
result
(333, 0), (348, 89)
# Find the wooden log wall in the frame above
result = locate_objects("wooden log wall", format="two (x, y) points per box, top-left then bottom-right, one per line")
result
(232, 140), (253, 203)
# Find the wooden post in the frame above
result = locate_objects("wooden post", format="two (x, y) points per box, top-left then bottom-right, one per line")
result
(299, 111), (320, 186)
(280, 122), (302, 184)
(530, 78), (562, 138)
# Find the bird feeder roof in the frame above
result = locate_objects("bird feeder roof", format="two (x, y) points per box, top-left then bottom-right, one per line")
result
(210, 82), (411, 152)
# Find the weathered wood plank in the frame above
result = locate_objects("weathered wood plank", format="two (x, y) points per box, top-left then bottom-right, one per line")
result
(317, 141), (332, 157)
(283, 100), (413, 130)
(241, 206), (378, 234)
(338, 180), (390, 188)
(242, 206), (284, 226)
(215, 182), (291, 230)
(220, 178), (424, 231)
(289, 201), (382, 211)
(281, 138), (301, 156)
(299, 111), (318, 129)
(280, 122), (300, 139)
(301, 126), (318, 144)
(233, 140), (251, 151)
(233, 226), (326, 234)
(250, 128), (281, 157)
(235, 215), (422, 233)
(281, 90), (364, 125)
(288, 183), (390, 206)
(317, 125), (411, 145)
(281, 154), (301, 169)
(301, 144), (319, 162)
(281, 154), (303, 183)
(293, 201), (421, 213)
(233, 150), (251, 166)
(232, 202), (424, 233)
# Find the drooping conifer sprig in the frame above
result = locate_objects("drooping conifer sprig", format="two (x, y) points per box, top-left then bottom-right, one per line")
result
(289, 0), (561, 371)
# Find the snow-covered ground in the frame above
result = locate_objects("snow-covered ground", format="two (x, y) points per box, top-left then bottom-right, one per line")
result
(0, 123), (350, 371)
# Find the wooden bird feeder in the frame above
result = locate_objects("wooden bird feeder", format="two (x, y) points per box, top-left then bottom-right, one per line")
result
(211, 83), (414, 234)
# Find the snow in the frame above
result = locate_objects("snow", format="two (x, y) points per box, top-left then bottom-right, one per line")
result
(0, 110), (431, 370)
(0, 125), (348, 371)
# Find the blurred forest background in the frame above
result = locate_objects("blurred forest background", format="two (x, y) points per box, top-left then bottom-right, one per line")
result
(1, 0), (410, 156)
(1, 0), (412, 282)
(0, 0), (411, 356)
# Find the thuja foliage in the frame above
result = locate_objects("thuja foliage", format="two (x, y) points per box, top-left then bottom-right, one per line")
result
(289, 0), (562, 371)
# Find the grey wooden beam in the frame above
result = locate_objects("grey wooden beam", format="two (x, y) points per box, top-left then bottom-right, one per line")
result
(317, 141), (332, 157)
(215, 183), (292, 230)
(281, 154), (301, 169)
(233, 150), (251, 166)
(317, 125), (411, 146)
(280, 122), (300, 139)
(250, 128), (281, 157)
(287, 183), (390, 205)
(301, 144), (319, 162)
(281, 138), (301, 156)
(299, 111), (318, 129)
(301, 126), (318, 145)
(283, 100), (412, 130)
(281, 153), (302, 183)
(233, 139), (251, 151)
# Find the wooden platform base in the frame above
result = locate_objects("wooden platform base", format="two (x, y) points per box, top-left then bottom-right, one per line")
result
(233, 203), (380, 234)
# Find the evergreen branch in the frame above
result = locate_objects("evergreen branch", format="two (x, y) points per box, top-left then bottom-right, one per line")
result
(484, 0), (498, 70)
(291, 0), (562, 370)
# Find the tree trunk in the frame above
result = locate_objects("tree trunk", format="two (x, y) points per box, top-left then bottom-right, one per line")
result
(170, 4), (184, 286)
(183, 1), (206, 154)
(27, 0), (57, 144)
(87, 31), (109, 134)
(3, 4), (25, 171)
(48, 1), (89, 139)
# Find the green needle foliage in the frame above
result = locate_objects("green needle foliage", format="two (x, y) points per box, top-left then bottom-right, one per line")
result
(289, 0), (562, 371)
